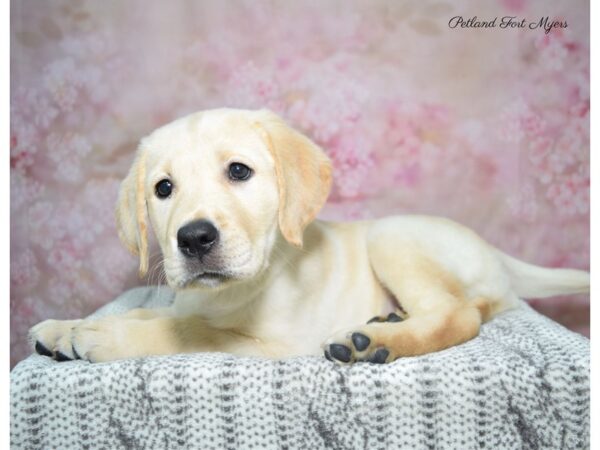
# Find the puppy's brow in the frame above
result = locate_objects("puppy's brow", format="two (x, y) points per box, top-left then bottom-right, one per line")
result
(217, 148), (255, 165)
(156, 161), (173, 179)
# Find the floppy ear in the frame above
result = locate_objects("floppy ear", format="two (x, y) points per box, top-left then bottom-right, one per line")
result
(115, 147), (149, 277)
(255, 111), (332, 247)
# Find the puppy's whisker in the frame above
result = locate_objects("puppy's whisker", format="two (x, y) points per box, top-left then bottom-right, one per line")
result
(146, 260), (159, 287)
(147, 257), (168, 305)
(146, 255), (166, 289)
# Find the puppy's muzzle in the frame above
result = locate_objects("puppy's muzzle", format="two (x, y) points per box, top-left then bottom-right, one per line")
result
(177, 220), (219, 259)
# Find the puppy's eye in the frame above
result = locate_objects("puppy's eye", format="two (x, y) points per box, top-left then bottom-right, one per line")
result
(228, 162), (252, 181)
(155, 179), (173, 198)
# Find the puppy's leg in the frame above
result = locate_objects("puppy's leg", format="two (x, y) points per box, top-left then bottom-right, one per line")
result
(30, 307), (173, 360)
(116, 307), (173, 320)
(70, 315), (267, 363)
(323, 302), (483, 364)
(324, 239), (490, 364)
(31, 312), (265, 363)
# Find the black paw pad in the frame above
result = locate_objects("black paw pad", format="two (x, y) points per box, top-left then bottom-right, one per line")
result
(329, 344), (352, 363)
(367, 348), (389, 364)
(367, 313), (405, 324)
(35, 341), (53, 357)
(386, 312), (403, 322)
(55, 351), (73, 362)
(72, 345), (82, 360)
(324, 350), (333, 361)
(367, 316), (383, 324)
(351, 333), (371, 351)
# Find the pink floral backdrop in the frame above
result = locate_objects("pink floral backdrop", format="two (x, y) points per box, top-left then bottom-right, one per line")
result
(10, 0), (589, 367)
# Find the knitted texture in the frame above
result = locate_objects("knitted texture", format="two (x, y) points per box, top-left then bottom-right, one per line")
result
(11, 287), (589, 449)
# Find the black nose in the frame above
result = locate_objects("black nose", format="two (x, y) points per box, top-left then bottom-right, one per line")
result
(177, 220), (219, 258)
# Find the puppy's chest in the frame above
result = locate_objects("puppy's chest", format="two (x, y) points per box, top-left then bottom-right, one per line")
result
(254, 272), (389, 342)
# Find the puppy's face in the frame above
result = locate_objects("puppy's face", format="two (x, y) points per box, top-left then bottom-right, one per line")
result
(116, 109), (332, 290)
(145, 112), (280, 288)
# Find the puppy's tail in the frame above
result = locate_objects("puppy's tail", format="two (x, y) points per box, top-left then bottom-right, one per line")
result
(496, 251), (590, 298)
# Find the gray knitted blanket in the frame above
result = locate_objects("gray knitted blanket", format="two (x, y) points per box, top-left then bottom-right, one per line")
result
(11, 287), (590, 449)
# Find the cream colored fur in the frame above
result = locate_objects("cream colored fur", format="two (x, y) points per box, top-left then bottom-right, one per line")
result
(30, 108), (590, 364)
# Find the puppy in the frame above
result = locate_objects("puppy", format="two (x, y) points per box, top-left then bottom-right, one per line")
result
(30, 108), (590, 365)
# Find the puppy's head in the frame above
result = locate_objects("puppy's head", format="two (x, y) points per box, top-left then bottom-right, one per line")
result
(116, 109), (332, 290)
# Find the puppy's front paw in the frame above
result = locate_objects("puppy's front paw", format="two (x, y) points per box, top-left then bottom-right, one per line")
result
(323, 325), (393, 365)
(29, 318), (129, 363)
(29, 319), (83, 361)
(71, 318), (126, 363)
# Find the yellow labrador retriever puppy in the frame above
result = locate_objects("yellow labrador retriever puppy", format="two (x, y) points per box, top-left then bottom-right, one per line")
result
(30, 108), (590, 365)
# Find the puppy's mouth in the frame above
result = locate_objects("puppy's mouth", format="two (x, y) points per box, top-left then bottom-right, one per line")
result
(196, 271), (230, 282)
(180, 270), (235, 289)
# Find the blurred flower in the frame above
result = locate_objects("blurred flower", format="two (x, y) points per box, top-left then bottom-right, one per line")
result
(43, 57), (81, 111)
(46, 132), (92, 183)
(10, 172), (44, 212)
(328, 131), (375, 199)
(506, 183), (539, 221)
(226, 61), (282, 110)
(10, 250), (40, 289)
